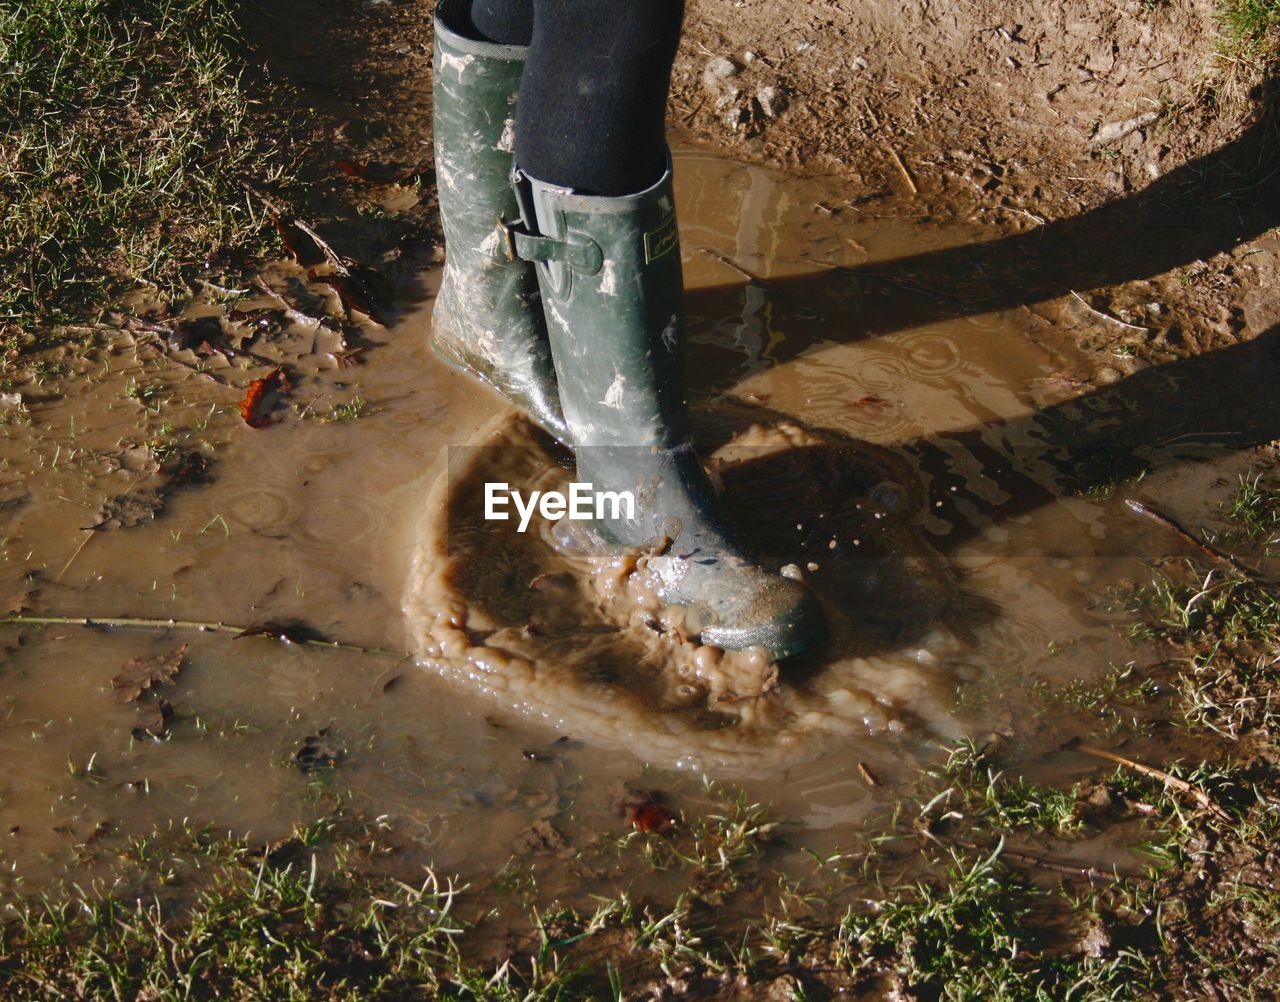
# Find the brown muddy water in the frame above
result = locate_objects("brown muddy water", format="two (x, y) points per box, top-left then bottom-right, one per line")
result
(0, 148), (1256, 899)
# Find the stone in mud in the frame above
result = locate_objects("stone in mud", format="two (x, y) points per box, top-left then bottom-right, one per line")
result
(756, 85), (787, 119)
(702, 56), (738, 91)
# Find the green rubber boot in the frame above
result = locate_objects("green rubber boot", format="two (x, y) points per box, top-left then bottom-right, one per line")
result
(430, 1), (567, 443)
(506, 160), (826, 659)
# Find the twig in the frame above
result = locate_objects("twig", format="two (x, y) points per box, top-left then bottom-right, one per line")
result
(1069, 290), (1150, 333)
(861, 96), (881, 130)
(0, 614), (409, 659)
(697, 248), (819, 320)
(887, 147), (918, 194)
(1124, 498), (1263, 581)
(857, 762), (881, 787)
(698, 247), (759, 285)
(55, 531), (96, 583)
(987, 841), (1146, 882)
(933, 831), (1147, 882)
(975, 205), (1046, 226)
(1068, 740), (1233, 822)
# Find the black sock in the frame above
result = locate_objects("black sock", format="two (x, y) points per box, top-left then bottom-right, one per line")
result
(515, 0), (684, 196)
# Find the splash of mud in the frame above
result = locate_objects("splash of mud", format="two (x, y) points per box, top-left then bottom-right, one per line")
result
(404, 400), (969, 775)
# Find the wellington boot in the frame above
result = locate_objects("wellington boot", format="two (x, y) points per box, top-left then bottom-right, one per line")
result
(507, 162), (826, 659)
(431, 0), (567, 442)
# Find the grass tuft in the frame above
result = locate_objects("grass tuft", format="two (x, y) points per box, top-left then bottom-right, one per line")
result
(0, 0), (295, 342)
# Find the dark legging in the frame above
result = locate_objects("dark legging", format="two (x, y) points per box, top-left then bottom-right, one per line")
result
(449, 0), (683, 197)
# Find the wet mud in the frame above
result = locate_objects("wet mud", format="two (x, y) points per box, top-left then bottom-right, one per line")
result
(1, 147), (1269, 894)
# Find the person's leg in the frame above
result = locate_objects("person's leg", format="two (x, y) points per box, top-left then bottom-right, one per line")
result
(430, 0), (566, 442)
(515, 0), (681, 196)
(508, 1), (825, 657)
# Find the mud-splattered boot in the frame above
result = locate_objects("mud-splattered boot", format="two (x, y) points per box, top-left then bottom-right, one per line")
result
(430, 0), (567, 442)
(506, 160), (826, 659)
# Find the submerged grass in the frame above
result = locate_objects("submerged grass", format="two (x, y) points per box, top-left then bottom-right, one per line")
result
(0, 0), (294, 343)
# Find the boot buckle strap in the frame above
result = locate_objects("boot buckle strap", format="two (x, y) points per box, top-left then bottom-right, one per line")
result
(500, 221), (603, 276)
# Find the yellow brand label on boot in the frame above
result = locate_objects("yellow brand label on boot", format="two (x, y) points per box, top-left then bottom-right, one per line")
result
(643, 213), (679, 264)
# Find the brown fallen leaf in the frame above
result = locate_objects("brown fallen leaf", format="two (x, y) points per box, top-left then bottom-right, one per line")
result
(311, 271), (389, 327)
(163, 451), (211, 490)
(274, 215), (333, 269)
(131, 698), (173, 741)
(239, 367), (291, 428)
(3, 587), (41, 616)
(88, 490), (165, 530)
(619, 790), (678, 835)
(112, 645), (188, 703)
(628, 801), (678, 834)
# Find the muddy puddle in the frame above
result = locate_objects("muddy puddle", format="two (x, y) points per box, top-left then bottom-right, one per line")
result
(0, 147), (1265, 898)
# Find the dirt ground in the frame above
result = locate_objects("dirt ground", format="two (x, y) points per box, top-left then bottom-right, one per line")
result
(3, 1), (1280, 997)
(249, 0), (1279, 394)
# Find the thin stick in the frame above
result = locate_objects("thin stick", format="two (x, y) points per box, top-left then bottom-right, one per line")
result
(55, 531), (96, 583)
(983, 840), (1146, 882)
(697, 248), (819, 319)
(888, 148), (918, 194)
(931, 832), (1147, 882)
(857, 762), (881, 787)
(1069, 290), (1150, 333)
(698, 247), (760, 285)
(1069, 741), (1232, 822)
(1124, 498), (1262, 581)
(0, 614), (409, 659)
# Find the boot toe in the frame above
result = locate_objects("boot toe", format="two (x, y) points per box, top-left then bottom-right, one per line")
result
(695, 575), (827, 661)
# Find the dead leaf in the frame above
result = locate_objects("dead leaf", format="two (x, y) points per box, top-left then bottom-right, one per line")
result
(311, 272), (388, 327)
(628, 801), (678, 834)
(274, 215), (334, 269)
(88, 490), (165, 530)
(238, 367), (291, 428)
(163, 451), (210, 490)
(131, 698), (174, 740)
(273, 214), (388, 327)
(3, 587), (41, 616)
(619, 790), (678, 834)
(112, 645), (187, 703)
